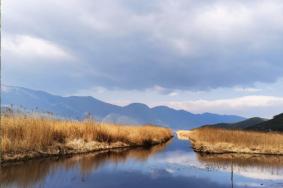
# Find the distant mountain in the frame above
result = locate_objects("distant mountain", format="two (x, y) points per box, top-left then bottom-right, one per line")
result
(203, 113), (283, 132)
(1, 85), (121, 120)
(1, 85), (245, 129)
(246, 113), (283, 132)
(203, 117), (267, 129)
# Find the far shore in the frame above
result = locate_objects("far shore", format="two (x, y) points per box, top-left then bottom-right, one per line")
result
(177, 128), (283, 155)
(1, 115), (173, 164)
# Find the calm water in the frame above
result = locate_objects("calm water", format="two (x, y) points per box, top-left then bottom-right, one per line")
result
(1, 137), (283, 188)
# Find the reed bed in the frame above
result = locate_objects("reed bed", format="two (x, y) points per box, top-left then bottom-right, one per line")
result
(1, 115), (173, 162)
(184, 127), (283, 155)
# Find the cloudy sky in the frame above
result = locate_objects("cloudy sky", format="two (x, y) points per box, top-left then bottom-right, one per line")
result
(2, 0), (283, 118)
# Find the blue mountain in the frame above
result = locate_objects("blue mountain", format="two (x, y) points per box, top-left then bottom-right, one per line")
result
(1, 85), (245, 129)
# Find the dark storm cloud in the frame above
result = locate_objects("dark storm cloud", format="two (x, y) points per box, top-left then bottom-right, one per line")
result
(3, 0), (283, 93)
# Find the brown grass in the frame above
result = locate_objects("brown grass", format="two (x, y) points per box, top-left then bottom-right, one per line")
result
(1, 115), (173, 162)
(182, 127), (283, 155)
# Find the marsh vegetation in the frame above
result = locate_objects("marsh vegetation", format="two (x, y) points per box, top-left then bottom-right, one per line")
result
(179, 127), (283, 155)
(1, 115), (173, 163)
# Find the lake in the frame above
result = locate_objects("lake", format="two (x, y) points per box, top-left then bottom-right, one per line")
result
(1, 136), (283, 188)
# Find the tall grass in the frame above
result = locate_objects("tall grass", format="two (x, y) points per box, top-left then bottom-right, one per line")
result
(192, 127), (283, 147)
(187, 127), (283, 154)
(1, 115), (173, 154)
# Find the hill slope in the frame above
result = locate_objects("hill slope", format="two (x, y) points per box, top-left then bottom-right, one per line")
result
(203, 113), (283, 132)
(247, 113), (283, 132)
(204, 117), (267, 129)
(1, 85), (245, 129)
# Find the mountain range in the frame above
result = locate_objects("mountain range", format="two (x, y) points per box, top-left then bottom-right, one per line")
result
(1, 85), (245, 130)
(203, 113), (283, 132)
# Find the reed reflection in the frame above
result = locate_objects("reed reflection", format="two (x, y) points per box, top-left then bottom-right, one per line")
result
(197, 153), (283, 168)
(0, 142), (170, 188)
(197, 153), (283, 182)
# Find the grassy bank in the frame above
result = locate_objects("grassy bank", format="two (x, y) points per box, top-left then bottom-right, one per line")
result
(180, 127), (283, 155)
(1, 115), (173, 163)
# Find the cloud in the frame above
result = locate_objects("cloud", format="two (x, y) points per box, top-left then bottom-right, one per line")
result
(170, 96), (283, 108)
(2, 0), (283, 93)
(164, 96), (283, 118)
(151, 85), (175, 95)
(233, 87), (261, 93)
(168, 92), (178, 97)
(2, 34), (73, 60)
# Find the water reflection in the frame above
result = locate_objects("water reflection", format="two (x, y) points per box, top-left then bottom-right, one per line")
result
(196, 153), (283, 181)
(0, 142), (170, 188)
(156, 139), (283, 187)
(197, 153), (283, 168)
(1, 138), (283, 188)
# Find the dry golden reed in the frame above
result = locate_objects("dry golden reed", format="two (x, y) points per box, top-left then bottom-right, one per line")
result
(185, 127), (283, 154)
(1, 115), (172, 154)
(192, 127), (283, 146)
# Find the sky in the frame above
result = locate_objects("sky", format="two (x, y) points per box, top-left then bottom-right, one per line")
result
(2, 0), (283, 118)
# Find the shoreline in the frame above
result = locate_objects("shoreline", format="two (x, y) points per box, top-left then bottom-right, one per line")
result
(190, 141), (283, 155)
(1, 115), (173, 165)
(1, 137), (173, 165)
(177, 129), (283, 155)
